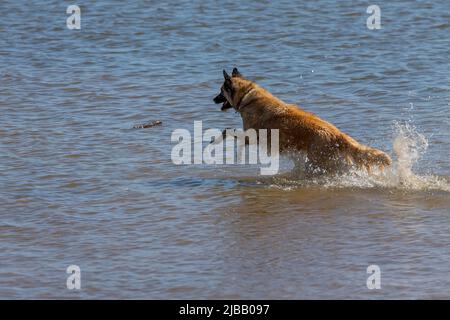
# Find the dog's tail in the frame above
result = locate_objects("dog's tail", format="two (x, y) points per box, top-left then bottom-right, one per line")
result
(340, 134), (392, 171)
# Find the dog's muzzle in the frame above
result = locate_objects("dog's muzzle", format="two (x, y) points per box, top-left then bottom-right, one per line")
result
(213, 93), (232, 111)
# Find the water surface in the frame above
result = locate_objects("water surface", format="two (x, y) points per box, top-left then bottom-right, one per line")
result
(0, 0), (449, 299)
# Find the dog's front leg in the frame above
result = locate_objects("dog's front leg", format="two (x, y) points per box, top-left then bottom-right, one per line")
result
(210, 128), (258, 148)
(209, 128), (238, 145)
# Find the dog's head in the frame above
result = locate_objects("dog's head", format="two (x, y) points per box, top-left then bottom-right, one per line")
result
(213, 68), (253, 111)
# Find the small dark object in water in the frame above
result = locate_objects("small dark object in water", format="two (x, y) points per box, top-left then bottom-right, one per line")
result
(133, 120), (162, 129)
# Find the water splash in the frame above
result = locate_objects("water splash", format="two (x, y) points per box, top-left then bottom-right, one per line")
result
(268, 122), (449, 192)
(391, 121), (429, 186)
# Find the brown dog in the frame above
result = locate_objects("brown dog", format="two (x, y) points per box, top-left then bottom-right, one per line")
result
(214, 68), (392, 174)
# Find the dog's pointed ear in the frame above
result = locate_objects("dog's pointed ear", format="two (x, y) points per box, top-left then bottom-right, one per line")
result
(223, 69), (231, 82)
(232, 67), (242, 78)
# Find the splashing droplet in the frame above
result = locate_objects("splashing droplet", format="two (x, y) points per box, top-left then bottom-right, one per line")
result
(265, 121), (449, 192)
(392, 121), (428, 186)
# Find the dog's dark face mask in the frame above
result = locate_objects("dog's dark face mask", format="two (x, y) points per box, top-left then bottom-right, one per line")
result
(213, 92), (232, 111)
(214, 68), (242, 111)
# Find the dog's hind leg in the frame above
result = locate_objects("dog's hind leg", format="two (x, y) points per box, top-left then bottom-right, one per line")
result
(305, 147), (344, 176)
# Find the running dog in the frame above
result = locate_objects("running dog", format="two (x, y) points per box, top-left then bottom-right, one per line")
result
(213, 68), (391, 174)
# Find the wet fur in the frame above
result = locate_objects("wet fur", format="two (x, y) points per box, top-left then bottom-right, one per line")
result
(214, 68), (392, 174)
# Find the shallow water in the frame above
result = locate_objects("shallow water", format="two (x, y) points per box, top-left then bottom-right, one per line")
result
(0, 0), (449, 299)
